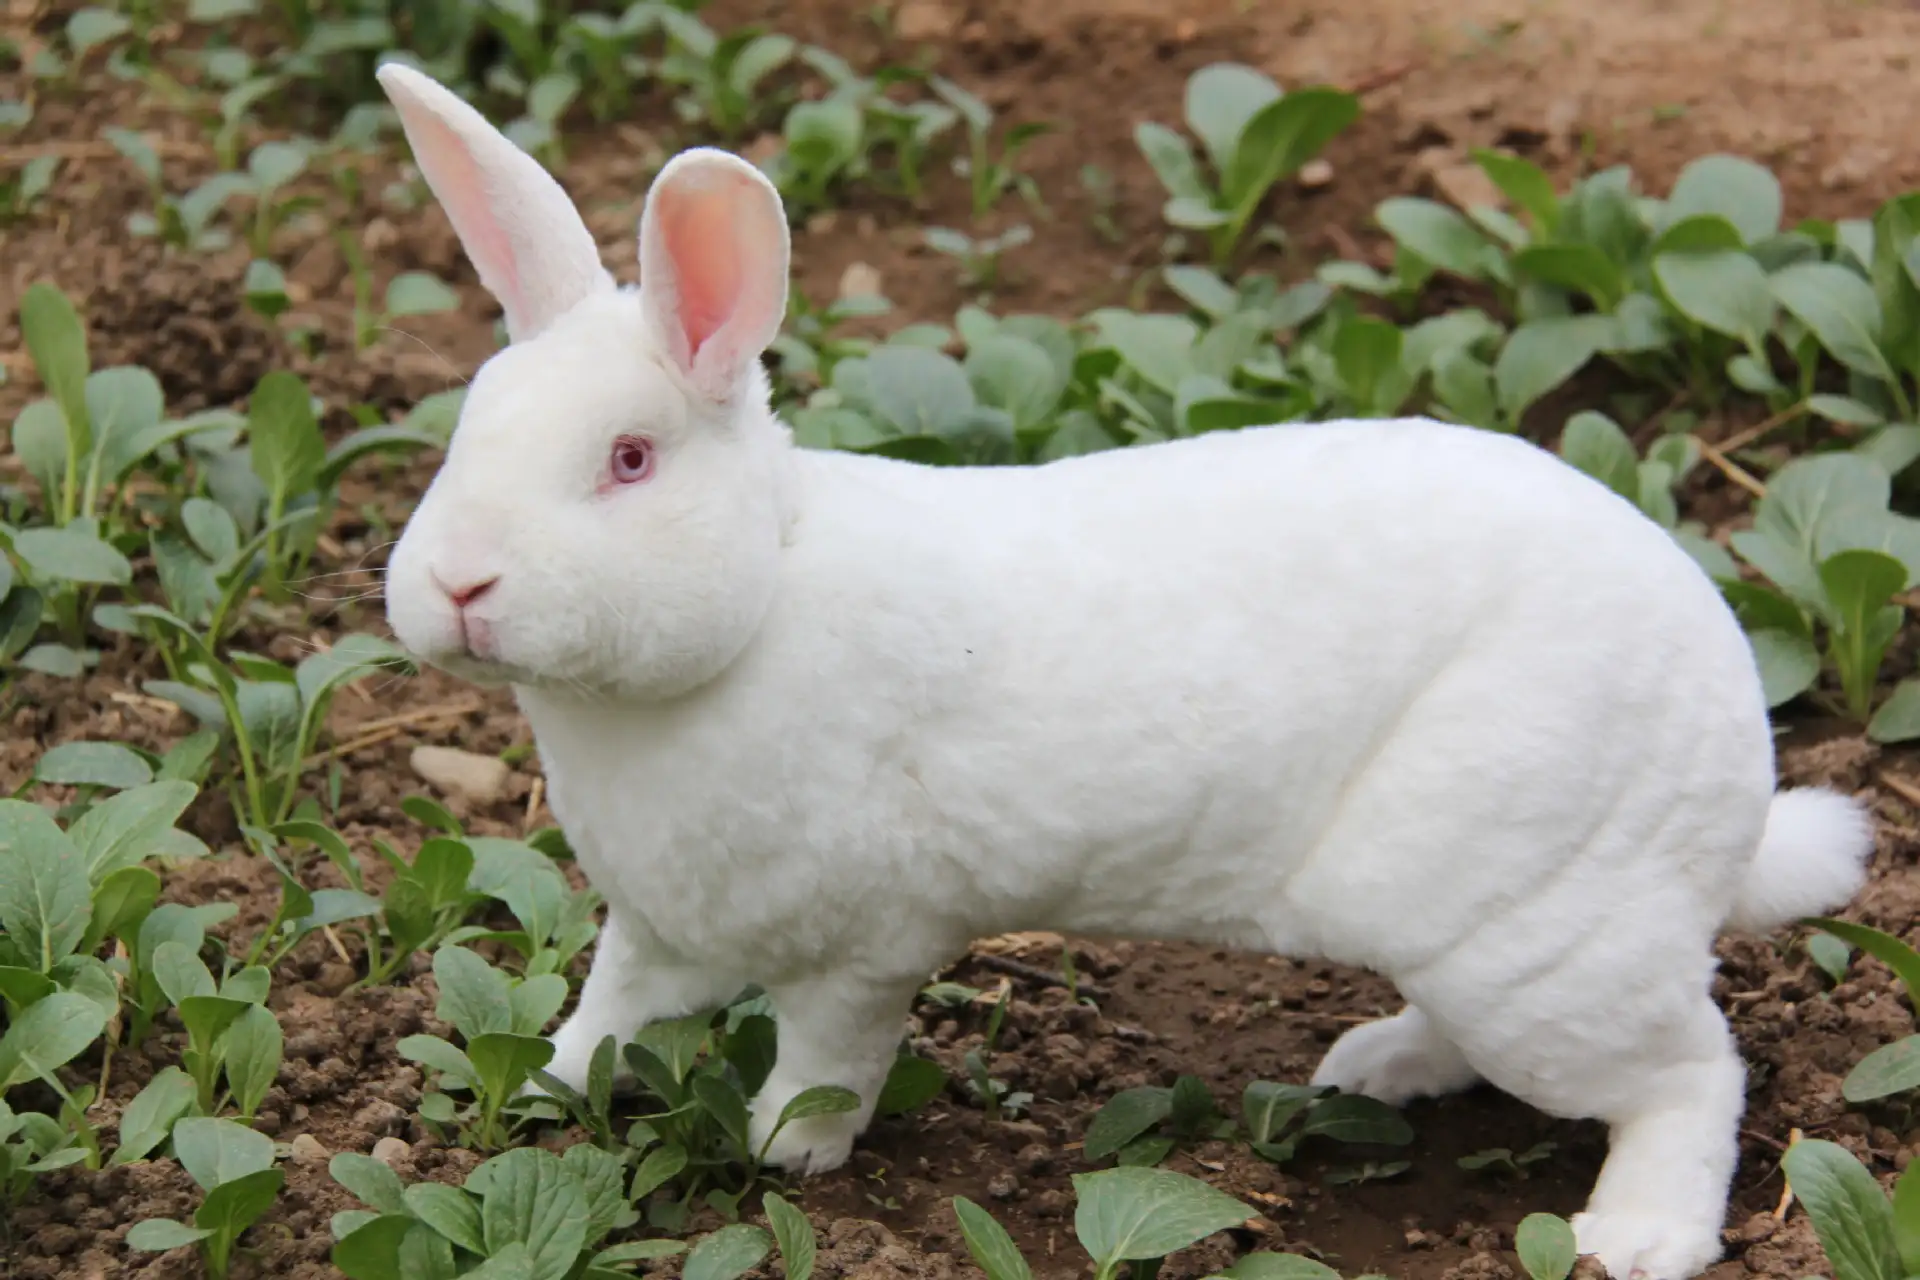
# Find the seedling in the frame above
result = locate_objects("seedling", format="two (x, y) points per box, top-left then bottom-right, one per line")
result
(1458, 1141), (1558, 1178)
(1714, 454), (1920, 731)
(962, 981), (1029, 1120)
(930, 78), (1051, 222)
(954, 1165), (1257, 1280)
(1805, 919), (1920, 1102)
(328, 1143), (684, 1279)
(925, 224), (1033, 292)
(0, 1099), (90, 1204)
(1084, 1076), (1412, 1172)
(105, 128), (251, 251)
(865, 91), (959, 202)
(243, 139), (320, 255)
(338, 232), (462, 349)
(399, 944), (569, 1150)
(137, 621), (414, 830)
(0, 155), (59, 225)
(1513, 1213), (1580, 1280)
(1780, 1137), (1920, 1280)
(149, 941), (281, 1115)
(126, 1117), (284, 1280)
(655, 11), (796, 139)
(1137, 63), (1358, 265)
(766, 93), (866, 214)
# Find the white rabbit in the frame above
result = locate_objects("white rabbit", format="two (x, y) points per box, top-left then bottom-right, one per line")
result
(374, 61), (1873, 1280)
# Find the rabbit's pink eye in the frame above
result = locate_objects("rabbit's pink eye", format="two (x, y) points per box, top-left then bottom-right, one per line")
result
(610, 436), (655, 485)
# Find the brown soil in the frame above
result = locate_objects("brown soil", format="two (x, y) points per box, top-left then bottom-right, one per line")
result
(4, 0), (1920, 1277)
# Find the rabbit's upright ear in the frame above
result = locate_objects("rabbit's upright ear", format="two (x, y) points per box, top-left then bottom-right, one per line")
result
(376, 61), (612, 342)
(638, 149), (791, 403)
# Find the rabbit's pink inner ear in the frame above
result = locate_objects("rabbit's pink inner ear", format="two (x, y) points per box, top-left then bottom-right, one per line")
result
(396, 108), (529, 328)
(656, 183), (745, 361)
(650, 164), (787, 396)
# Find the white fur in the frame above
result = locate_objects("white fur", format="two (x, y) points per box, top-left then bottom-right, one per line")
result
(376, 65), (1874, 1280)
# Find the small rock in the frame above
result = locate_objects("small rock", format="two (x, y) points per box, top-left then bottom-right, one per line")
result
(1417, 149), (1504, 212)
(806, 210), (840, 236)
(1297, 159), (1334, 190)
(353, 1098), (409, 1138)
(410, 746), (510, 806)
(893, 0), (958, 42)
(289, 1134), (330, 1164)
(372, 1137), (411, 1166)
(987, 1172), (1020, 1200)
(838, 261), (884, 301)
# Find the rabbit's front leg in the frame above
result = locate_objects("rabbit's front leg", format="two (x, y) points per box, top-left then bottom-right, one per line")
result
(542, 910), (746, 1093)
(750, 973), (922, 1176)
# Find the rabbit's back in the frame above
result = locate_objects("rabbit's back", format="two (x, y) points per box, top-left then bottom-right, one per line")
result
(524, 418), (1773, 981)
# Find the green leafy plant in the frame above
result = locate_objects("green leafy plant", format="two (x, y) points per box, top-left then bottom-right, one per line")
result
(954, 1164), (1258, 1280)
(1713, 454), (1920, 729)
(1084, 1076), (1413, 1172)
(330, 1140), (688, 1278)
(930, 77), (1051, 222)
(1457, 1140), (1558, 1179)
(105, 127), (252, 251)
(1513, 1213), (1580, 1280)
(924, 224), (1033, 292)
(0, 1098), (91, 1204)
(149, 941), (280, 1115)
(0, 154), (60, 225)
(399, 943), (567, 1150)
(1805, 920), (1920, 1102)
(766, 92), (866, 214)
(1136, 63), (1358, 266)
(655, 10), (795, 138)
(961, 981), (1028, 1121)
(125, 1117), (284, 1280)
(338, 232), (462, 349)
(137, 622), (414, 829)
(1780, 1138), (1920, 1280)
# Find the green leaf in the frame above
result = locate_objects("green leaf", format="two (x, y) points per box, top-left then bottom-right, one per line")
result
(1376, 198), (1489, 278)
(1771, 263), (1897, 385)
(952, 1196), (1034, 1280)
(70, 779), (197, 881)
(331, 1152), (408, 1214)
(1207, 1254), (1344, 1280)
(34, 741), (153, 790)
(1495, 316), (1608, 422)
(1089, 310), (1200, 396)
(1870, 678), (1920, 743)
(862, 345), (976, 437)
(477, 1148), (591, 1280)
(20, 282), (91, 459)
(684, 1223), (773, 1280)
(114, 1066), (198, 1164)
(1241, 1081), (1322, 1145)
(1664, 155), (1782, 246)
(1806, 919), (1920, 1011)
(967, 334), (1066, 431)
(468, 1032), (553, 1104)
(629, 1143), (688, 1202)
(1183, 63), (1279, 175)
(1819, 548), (1906, 636)
(1134, 122), (1208, 201)
(1072, 1166), (1253, 1264)
(1331, 317), (1404, 414)
(876, 1054), (947, 1116)
(224, 1002), (283, 1118)
(772, 1084), (861, 1133)
(0, 991), (107, 1089)
(1893, 1162), (1920, 1277)
(763, 1192), (817, 1280)
(1084, 1086), (1173, 1161)
(433, 944), (514, 1040)
(1841, 1035), (1920, 1102)
(693, 1072), (753, 1154)
(1654, 250), (1775, 349)
(385, 272), (461, 319)
(1298, 1095), (1413, 1145)
(12, 525), (133, 586)
(247, 370), (325, 507)
(398, 1034), (480, 1091)
(1514, 1212), (1578, 1280)
(67, 7), (132, 55)
(152, 938), (217, 1003)
(1782, 1139), (1904, 1280)
(172, 1116), (276, 1190)
(1509, 244), (1624, 309)
(195, 1166), (284, 1241)
(404, 1182), (486, 1254)
(331, 1213), (416, 1280)
(1748, 629), (1821, 708)
(0, 800), (91, 971)
(1222, 88), (1359, 216)
(126, 1218), (213, 1251)
(1470, 148), (1558, 231)
(1559, 411), (1639, 500)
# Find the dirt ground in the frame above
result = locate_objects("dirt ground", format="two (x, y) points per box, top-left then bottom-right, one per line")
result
(4, 0), (1920, 1277)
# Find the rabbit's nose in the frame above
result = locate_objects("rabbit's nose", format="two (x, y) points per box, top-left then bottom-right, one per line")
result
(435, 571), (500, 610)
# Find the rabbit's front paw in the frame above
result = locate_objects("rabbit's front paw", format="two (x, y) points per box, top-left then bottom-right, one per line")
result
(1310, 1006), (1479, 1106)
(749, 1086), (863, 1176)
(1570, 1211), (1721, 1280)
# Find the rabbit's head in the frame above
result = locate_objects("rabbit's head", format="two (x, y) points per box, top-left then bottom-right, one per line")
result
(376, 63), (796, 701)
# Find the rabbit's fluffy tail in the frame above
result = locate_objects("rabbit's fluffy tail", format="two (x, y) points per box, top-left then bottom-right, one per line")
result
(1724, 788), (1874, 934)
